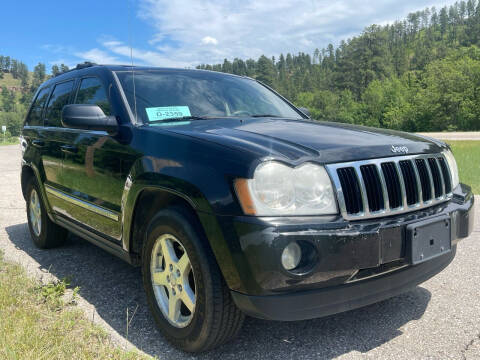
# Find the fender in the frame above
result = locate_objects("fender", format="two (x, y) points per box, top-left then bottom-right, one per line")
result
(120, 156), (216, 252)
(120, 156), (244, 290)
(21, 160), (56, 223)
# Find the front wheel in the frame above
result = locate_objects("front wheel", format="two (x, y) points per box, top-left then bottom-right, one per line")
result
(142, 208), (244, 352)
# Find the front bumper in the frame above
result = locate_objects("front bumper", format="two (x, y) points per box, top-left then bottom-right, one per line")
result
(231, 246), (456, 321)
(208, 184), (474, 321)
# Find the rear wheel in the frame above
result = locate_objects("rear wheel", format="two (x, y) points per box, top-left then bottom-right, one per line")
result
(26, 179), (68, 249)
(142, 208), (244, 352)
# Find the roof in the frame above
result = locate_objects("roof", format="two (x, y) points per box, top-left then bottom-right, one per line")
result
(40, 62), (252, 89)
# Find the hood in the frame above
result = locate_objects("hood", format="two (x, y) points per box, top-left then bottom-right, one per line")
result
(154, 118), (446, 164)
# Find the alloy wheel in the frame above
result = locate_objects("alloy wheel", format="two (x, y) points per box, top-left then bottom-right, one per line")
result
(150, 234), (196, 328)
(29, 188), (42, 236)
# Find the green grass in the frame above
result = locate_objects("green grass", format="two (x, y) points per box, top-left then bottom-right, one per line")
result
(0, 251), (152, 360)
(447, 141), (480, 194)
(0, 137), (19, 145)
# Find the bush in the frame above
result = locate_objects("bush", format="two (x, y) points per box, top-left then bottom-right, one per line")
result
(0, 110), (25, 137)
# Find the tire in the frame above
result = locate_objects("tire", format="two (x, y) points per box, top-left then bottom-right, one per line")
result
(142, 207), (244, 352)
(26, 178), (68, 249)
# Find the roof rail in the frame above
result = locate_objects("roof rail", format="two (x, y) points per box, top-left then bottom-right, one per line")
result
(53, 62), (98, 77)
(75, 61), (97, 69)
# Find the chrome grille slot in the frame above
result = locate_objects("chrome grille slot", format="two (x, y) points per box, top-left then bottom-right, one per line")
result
(415, 158), (433, 202)
(381, 162), (402, 209)
(399, 160), (419, 205)
(438, 157), (452, 194)
(360, 165), (384, 212)
(326, 153), (453, 220)
(428, 158), (443, 198)
(336, 167), (363, 215)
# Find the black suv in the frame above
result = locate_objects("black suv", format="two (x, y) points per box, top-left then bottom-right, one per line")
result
(21, 63), (474, 352)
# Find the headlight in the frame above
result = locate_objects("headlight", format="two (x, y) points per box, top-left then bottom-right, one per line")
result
(443, 149), (459, 189)
(235, 161), (338, 216)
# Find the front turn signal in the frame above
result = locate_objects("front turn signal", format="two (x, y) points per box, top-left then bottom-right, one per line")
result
(234, 178), (256, 215)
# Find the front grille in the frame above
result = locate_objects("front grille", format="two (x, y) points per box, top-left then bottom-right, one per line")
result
(327, 153), (453, 220)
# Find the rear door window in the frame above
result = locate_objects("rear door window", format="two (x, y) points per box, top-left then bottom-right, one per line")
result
(44, 80), (74, 127)
(75, 77), (111, 115)
(27, 87), (50, 126)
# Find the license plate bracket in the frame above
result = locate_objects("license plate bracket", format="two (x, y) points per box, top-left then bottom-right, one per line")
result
(406, 215), (451, 265)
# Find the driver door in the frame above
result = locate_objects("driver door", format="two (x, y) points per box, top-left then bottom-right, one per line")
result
(60, 76), (132, 241)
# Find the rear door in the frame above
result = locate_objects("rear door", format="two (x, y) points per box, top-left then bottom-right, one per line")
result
(42, 80), (76, 214)
(22, 85), (51, 182)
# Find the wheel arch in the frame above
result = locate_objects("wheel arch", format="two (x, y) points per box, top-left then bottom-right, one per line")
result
(128, 187), (203, 256)
(125, 184), (242, 290)
(21, 162), (61, 229)
(121, 169), (213, 255)
(21, 164), (35, 200)
(21, 163), (54, 215)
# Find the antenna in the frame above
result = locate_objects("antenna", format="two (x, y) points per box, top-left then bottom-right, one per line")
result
(128, 0), (138, 124)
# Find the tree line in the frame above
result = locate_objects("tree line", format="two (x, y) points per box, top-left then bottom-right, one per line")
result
(2, 1), (480, 136)
(0, 56), (70, 137)
(198, 1), (480, 132)
(0, 55), (29, 86)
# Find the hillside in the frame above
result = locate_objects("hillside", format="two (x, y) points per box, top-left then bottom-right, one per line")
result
(2, 1), (480, 135)
(0, 58), (47, 137)
(0, 72), (27, 89)
(198, 1), (480, 132)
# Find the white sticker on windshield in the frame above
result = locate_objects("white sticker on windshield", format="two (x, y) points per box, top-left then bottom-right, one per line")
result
(145, 106), (191, 121)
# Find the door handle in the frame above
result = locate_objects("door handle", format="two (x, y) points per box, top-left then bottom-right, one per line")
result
(32, 140), (45, 148)
(60, 145), (78, 154)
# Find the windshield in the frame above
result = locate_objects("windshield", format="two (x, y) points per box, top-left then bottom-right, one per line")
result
(114, 70), (303, 124)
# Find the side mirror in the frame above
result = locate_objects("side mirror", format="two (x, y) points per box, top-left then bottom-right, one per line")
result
(62, 104), (118, 135)
(298, 107), (311, 118)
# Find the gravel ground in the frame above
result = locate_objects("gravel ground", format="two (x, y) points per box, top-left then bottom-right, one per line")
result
(416, 132), (480, 141)
(1, 143), (479, 360)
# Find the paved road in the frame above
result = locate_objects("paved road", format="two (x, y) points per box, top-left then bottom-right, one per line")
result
(1, 144), (479, 359)
(416, 132), (480, 141)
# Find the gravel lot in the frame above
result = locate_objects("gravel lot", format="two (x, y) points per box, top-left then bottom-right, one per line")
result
(1, 143), (479, 359)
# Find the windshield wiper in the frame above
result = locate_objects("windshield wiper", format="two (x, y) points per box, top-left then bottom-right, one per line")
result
(148, 116), (212, 124)
(250, 114), (282, 118)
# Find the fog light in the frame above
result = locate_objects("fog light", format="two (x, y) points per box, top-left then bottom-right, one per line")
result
(281, 242), (302, 270)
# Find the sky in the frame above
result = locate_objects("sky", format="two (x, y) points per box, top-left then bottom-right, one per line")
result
(1, 0), (459, 73)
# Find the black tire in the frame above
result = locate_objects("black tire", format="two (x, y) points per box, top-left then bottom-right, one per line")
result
(142, 207), (244, 352)
(26, 178), (68, 249)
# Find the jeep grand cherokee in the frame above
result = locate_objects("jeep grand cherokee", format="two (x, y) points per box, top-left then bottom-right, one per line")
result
(20, 63), (474, 352)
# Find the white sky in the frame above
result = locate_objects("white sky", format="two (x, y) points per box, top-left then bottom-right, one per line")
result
(76, 0), (459, 67)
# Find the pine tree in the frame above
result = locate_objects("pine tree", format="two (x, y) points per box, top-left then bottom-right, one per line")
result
(60, 64), (69, 73)
(51, 64), (60, 77)
(32, 63), (46, 90)
(4, 56), (10, 72)
(256, 55), (276, 86)
(440, 7), (448, 35)
(1, 86), (15, 112)
(10, 60), (18, 78)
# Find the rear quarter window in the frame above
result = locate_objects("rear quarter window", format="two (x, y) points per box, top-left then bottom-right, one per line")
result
(44, 80), (74, 127)
(26, 87), (50, 126)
